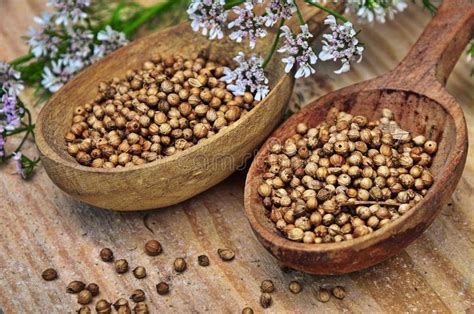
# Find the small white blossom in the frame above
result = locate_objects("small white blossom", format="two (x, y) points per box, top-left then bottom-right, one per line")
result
(41, 60), (78, 92)
(188, 0), (228, 40)
(346, 0), (407, 23)
(278, 24), (318, 79)
(319, 15), (364, 74)
(228, 2), (267, 49)
(221, 52), (269, 101)
(48, 0), (90, 26)
(262, 0), (296, 27)
(0, 62), (24, 96)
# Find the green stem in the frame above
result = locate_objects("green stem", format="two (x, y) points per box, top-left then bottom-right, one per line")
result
(10, 53), (34, 66)
(263, 19), (285, 69)
(122, 1), (175, 37)
(294, 3), (306, 25)
(224, 0), (245, 10)
(14, 108), (34, 153)
(304, 0), (348, 22)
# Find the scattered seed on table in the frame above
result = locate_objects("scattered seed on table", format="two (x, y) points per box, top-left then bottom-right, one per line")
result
(260, 293), (272, 308)
(41, 268), (58, 281)
(78, 289), (93, 305)
(197, 254), (210, 266)
(78, 305), (91, 314)
(134, 301), (149, 314)
(241, 307), (254, 314)
(332, 286), (346, 299)
(115, 259), (129, 274)
(174, 257), (187, 272)
(130, 289), (146, 303)
(95, 299), (112, 313)
(144, 240), (162, 256)
(317, 288), (330, 303)
(133, 266), (147, 279)
(156, 282), (170, 295)
(67, 280), (85, 294)
(288, 281), (302, 294)
(260, 280), (275, 293)
(99, 248), (114, 262)
(86, 283), (100, 297)
(113, 298), (129, 310)
(218, 248), (235, 261)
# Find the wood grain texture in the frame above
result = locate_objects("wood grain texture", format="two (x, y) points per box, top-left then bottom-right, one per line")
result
(0, 0), (473, 313)
(245, 0), (473, 275)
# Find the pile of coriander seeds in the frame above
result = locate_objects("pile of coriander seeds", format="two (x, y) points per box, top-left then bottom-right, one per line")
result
(258, 108), (438, 243)
(65, 54), (258, 168)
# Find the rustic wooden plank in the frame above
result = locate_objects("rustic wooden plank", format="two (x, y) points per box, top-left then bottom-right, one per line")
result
(0, 0), (473, 313)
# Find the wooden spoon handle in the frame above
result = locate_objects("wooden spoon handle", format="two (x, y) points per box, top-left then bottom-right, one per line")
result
(392, 0), (474, 88)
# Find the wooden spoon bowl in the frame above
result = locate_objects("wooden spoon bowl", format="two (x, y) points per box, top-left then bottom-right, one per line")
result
(244, 0), (473, 274)
(35, 4), (336, 211)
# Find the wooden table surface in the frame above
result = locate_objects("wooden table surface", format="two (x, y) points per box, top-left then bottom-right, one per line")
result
(1, 1), (473, 313)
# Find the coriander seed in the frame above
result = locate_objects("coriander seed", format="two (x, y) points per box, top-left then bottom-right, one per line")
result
(113, 298), (129, 310)
(288, 281), (302, 294)
(317, 288), (330, 303)
(99, 248), (114, 262)
(260, 293), (272, 308)
(130, 289), (146, 303)
(241, 307), (254, 314)
(78, 289), (93, 305)
(78, 306), (91, 314)
(174, 257), (187, 272)
(332, 286), (346, 299)
(115, 259), (129, 274)
(86, 283), (100, 297)
(67, 280), (86, 294)
(156, 282), (170, 295)
(198, 254), (210, 267)
(145, 240), (162, 256)
(260, 280), (275, 293)
(134, 302), (149, 314)
(95, 299), (112, 314)
(41, 268), (58, 281)
(218, 248), (235, 261)
(133, 266), (147, 279)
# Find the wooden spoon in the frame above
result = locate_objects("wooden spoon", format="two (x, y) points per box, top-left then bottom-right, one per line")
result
(35, 3), (341, 211)
(244, 0), (474, 274)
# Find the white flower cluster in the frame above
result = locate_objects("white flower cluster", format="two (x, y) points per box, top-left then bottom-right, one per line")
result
(319, 16), (364, 74)
(28, 0), (128, 92)
(346, 0), (408, 23)
(228, 2), (267, 49)
(221, 52), (269, 101)
(187, 0), (228, 40)
(187, 1), (365, 100)
(278, 24), (318, 78)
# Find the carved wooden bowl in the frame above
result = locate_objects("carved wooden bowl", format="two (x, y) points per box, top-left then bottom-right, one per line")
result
(244, 0), (473, 274)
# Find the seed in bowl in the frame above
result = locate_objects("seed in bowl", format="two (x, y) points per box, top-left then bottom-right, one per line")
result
(65, 54), (258, 168)
(258, 108), (438, 243)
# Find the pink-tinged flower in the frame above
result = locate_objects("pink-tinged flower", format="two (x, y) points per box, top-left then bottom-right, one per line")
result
(221, 52), (269, 101)
(0, 62), (24, 96)
(0, 94), (22, 131)
(262, 0), (296, 27)
(0, 130), (5, 158)
(319, 15), (364, 74)
(188, 0), (228, 40)
(47, 0), (90, 26)
(41, 60), (78, 93)
(278, 24), (317, 79)
(228, 2), (267, 49)
(13, 152), (26, 179)
(346, 0), (407, 23)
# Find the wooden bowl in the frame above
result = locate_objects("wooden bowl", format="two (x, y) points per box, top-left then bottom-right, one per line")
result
(244, 0), (473, 274)
(35, 5), (334, 211)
